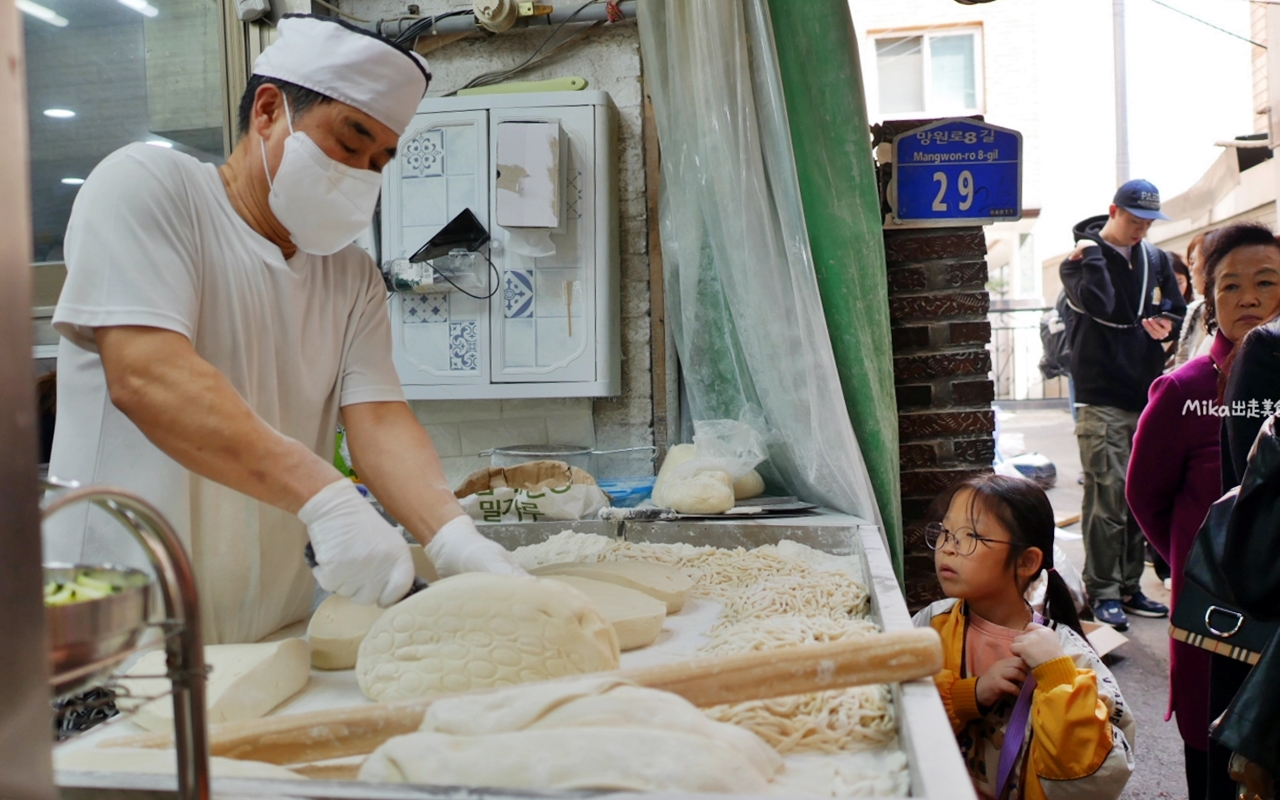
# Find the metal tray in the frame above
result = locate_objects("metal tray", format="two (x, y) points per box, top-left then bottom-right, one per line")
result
(56, 516), (974, 799)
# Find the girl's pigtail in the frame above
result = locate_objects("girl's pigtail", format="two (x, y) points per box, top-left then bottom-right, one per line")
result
(1044, 568), (1087, 643)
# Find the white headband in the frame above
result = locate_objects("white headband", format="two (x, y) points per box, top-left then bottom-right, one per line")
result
(252, 15), (430, 135)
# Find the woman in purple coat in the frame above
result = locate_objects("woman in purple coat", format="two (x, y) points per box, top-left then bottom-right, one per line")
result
(1126, 222), (1280, 798)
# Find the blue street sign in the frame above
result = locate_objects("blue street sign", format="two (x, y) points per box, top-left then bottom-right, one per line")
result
(891, 119), (1022, 226)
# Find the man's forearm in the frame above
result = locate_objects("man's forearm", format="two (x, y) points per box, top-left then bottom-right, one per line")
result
(340, 401), (466, 544)
(96, 326), (339, 513)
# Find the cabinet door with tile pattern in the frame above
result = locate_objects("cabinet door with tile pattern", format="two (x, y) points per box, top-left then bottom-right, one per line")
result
(384, 110), (491, 387)
(489, 105), (597, 384)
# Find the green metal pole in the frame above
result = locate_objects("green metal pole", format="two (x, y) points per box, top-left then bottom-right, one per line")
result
(765, 0), (902, 576)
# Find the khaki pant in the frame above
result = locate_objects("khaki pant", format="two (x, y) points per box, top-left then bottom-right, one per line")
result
(1075, 404), (1145, 602)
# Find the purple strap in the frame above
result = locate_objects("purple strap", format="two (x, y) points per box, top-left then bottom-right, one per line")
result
(995, 612), (1045, 800)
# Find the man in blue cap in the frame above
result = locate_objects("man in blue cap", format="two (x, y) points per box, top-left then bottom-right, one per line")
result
(1060, 179), (1185, 630)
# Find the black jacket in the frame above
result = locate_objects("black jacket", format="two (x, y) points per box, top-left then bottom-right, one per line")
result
(1059, 215), (1186, 412)
(1223, 318), (1280, 488)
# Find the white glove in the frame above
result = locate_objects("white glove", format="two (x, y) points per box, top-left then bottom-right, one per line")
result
(298, 479), (415, 607)
(424, 515), (528, 579)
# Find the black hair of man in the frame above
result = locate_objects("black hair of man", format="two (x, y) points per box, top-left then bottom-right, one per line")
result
(236, 74), (333, 139)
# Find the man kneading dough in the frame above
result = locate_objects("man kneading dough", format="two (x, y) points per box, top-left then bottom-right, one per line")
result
(44, 16), (524, 645)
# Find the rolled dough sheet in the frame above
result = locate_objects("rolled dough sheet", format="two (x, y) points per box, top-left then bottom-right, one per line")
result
(360, 728), (775, 793)
(530, 561), (693, 613)
(420, 676), (781, 775)
(115, 638), (310, 732)
(540, 575), (666, 650)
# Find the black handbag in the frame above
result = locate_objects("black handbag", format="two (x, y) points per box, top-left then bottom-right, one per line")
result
(1169, 416), (1280, 663)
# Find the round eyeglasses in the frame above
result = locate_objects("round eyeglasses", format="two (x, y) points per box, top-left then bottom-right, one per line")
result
(924, 522), (1018, 557)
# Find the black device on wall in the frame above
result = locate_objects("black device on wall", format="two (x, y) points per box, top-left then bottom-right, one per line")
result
(408, 208), (490, 264)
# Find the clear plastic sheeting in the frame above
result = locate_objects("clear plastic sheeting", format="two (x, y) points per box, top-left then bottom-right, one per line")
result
(637, 1), (882, 529)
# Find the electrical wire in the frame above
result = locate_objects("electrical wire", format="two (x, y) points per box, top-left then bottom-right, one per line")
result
(1147, 0), (1266, 47)
(446, 0), (604, 95)
(430, 249), (501, 300)
(393, 8), (474, 47)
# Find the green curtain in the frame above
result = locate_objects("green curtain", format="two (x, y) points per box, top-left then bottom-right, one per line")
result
(765, 0), (903, 573)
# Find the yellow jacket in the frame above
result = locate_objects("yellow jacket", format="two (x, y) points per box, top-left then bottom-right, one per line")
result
(913, 599), (1135, 800)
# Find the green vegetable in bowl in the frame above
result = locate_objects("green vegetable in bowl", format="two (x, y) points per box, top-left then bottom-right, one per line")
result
(44, 571), (125, 606)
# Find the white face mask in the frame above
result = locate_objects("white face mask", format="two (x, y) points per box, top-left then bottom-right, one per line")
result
(260, 97), (383, 256)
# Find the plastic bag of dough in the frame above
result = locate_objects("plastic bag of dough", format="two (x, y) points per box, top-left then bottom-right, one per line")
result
(652, 419), (768, 512)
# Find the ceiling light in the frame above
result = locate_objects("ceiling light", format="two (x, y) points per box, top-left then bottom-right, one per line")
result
(17, 0), (69, 27)
(145, 140), (173, 148)
(61, 178), (85, 186)
(115, 0), (158, 17)
(43, 108), (76, 119)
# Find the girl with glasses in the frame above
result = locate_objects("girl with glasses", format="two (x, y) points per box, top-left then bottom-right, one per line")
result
(912, 474), (1136, 800)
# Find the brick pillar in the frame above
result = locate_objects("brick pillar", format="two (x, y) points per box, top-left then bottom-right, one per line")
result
(872, 122), (997, 613)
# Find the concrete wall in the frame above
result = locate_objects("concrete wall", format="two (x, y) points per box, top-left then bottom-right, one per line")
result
(339, 2), (654, 486)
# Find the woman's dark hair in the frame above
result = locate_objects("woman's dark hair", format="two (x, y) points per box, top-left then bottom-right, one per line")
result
(927, 473), (1086, 641)
(236, 75), (333, 139)
(1170, 253), (1194, 303)
(1187, 230), (1213, 296)
(1201, 221), (1280, 333)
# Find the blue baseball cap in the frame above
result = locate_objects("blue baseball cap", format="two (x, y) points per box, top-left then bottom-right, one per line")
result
(1113, 179), (1170, 221)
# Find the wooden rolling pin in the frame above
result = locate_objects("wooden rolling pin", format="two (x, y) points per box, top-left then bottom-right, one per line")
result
(100, 628), (941, 765)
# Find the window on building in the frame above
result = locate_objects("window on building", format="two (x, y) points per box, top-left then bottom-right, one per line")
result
(871, 28), (982, 118)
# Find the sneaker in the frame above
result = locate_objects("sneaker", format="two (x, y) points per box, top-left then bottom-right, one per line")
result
(1122, 591), (1169, 618)
(1092, 599), (1129, 631)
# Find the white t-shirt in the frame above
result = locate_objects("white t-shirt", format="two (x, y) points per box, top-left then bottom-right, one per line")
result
(47, 143), (405, 645)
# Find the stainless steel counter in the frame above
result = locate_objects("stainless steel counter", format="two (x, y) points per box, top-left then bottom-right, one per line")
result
(55, 512), (974, 800)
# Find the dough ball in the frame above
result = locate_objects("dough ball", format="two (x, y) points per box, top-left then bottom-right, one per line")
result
(56, 748), (303, 780)
(308, 593), (386, 670)
(733, 469), (765, 500)
(355, 573), (620, 702)
(358, 728), (773, 793)
(658, 470), (735, 514)
(654, 443), (696, 485)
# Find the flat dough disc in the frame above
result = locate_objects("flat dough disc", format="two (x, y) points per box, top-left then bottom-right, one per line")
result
(355, 573), (619, 702)
(530, 561), (692, 613)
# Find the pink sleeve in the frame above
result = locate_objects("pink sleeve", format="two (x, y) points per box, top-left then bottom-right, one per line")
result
(1125, 373), (1187, 562)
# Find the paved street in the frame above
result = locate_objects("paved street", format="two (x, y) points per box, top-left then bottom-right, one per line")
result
(998, 407), (1189, 799)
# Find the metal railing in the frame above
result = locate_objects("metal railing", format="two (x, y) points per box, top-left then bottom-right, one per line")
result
(987, 303), (1069, 404)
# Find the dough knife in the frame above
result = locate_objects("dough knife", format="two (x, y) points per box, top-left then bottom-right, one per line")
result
(303, 543), (429, 601)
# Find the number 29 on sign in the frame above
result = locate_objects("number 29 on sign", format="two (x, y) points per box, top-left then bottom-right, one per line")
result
(932, 170), (974, 212)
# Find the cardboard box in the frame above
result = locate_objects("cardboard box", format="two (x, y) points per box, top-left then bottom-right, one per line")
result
(1082, 621), (1129, 657)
